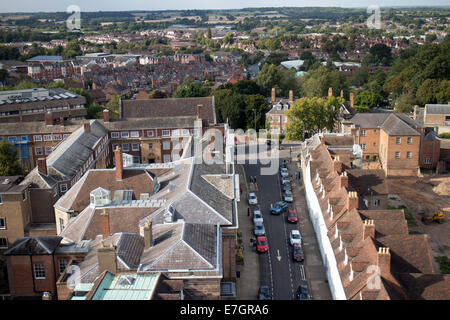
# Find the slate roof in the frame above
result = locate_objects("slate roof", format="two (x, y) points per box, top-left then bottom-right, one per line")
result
(346, 169), (389, 196)
(4, 236), (62, 255)
(424, 104), (450, 115)
(348, 113), (421, 136)
(348, 113), (391, 128)
(183, 223), (217, 267)
(121, 97), (216, 126)
(0, 119), (91, 135)
(0, 176), (28, 193)
(101, 116), (197, 130)
(380, 114), (420, 136)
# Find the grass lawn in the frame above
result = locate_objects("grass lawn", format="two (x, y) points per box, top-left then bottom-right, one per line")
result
(435, 256), (450, 274)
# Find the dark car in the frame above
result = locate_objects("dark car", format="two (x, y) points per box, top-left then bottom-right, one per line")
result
(295, 284), (311, 300)
(270, 201), (288, 215)
(282, 182), (292, 192)
(292, 244), (304, 262)
(287, 209), (298, 223)
(258, 285), (271, 300)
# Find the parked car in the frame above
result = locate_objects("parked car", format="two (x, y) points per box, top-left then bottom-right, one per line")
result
(254, 221), (265, 236)
(270, 201), (288, 215)
(253, 210), (263, 225)
(287, 209), (298, 223)
(295, 284), (311, 300)
(266, 139), (272, 146)
(290, 230), (302, 246)
(258, 285), (271, 300)
(281, 176), (290, 184)
(283, 190), (293, 202)
(280, 168), (289, 177)
(292, 244), (304, 262)
(280, 163), (287, 170)
(248, 192), (258, 205)
(256, 236), (269, 253)
(282, 182), (292, 192)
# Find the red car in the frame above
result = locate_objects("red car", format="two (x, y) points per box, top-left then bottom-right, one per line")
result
(293, 244), (304, 262)
(256, 236), (268, 253)
(287, 209), (298, 223)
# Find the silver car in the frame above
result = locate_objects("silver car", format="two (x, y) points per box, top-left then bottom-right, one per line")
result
(280, 168), (289, 177)
(253, 210), (263, 225)
(281, 177), (290, 184)
(284, 190), (293, 202)
(254, 221), (265, 236)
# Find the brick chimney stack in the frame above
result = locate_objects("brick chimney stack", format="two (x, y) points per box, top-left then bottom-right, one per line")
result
(197, 104), (203, 120)
(350, 92), (354, 109)
(84, 122), (91, 133)
(346, 191), (358, 211)
(340, 171), (348, 189)
(144, 219), (153, 249)
(97, 243), (117, 274)
(114, 146), (123, 181)
(101, 209), (110, 239)
(103, 109), (110, 123)
(377, 247), (391, 277)
(289, 90), (293, 103)
(45, 112), (53, 126)
(333, 156), (342, 174)
(37, 158), (47, 176)
(363, 219), (375, 240)
(271, 88), (276, 103)
(60, 117), (64, 127)
(328, 87), (333, 97)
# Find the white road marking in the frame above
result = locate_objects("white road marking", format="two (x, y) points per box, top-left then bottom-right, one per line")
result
(277, 249), (281, 261)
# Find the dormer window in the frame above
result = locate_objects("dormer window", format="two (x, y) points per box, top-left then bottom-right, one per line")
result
(90, 187), (111, 206)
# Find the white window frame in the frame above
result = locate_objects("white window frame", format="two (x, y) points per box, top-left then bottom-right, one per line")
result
(33, 135), (42, 142)
(269, 116), (273, 123)
(43, 134), (52, 141)
(396, 137), (401, 144)
(425, 158), (432, 164)
(130, 131), (139, 138)
(374, 199), (381, 207)
(147, 130), (154, 137)
(45, 146), (52, 155)
(395, 152), (400, 159)
(58, 259), (68, 274)
(34, 264), (46, 279)
(407, 152), (412, 159)
(60, 184), (68, 193)
(35, 147), (43, 155)
(0, 237), (7, 249)
(163, 154), (171, 163)
(111, 132), (120, 139)
(172, 129), (180, 136)
(172, 141), (181, 150)
(162, 130), (170, 137)
(361, 144), (366, 150)
(284, 116), (287, 123)
(162, 141), (171, 150)
(121, 131), (129, 138)
(361, 130), (366, 137)
(131, 143), (140, 151)
(181, 129), (189, 136)
(0, 217), (6, 229)
(407, 137), (412, 144)
(53, 134), (62, 141)
(122, 143), (130, 152)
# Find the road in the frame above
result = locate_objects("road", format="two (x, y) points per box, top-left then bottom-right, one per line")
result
(243, 143), (307, 300)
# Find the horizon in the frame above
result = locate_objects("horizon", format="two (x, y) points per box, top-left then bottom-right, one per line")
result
(1, 1), (449, 14)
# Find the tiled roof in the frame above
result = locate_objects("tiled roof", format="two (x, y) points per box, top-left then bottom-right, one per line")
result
(346, 169), (389, 196)
(393, 273), (450, 300)
(0, 176), (28, 193)
(380, 114), (420, 136)
(101, 116), (197, 130)
(424, 104), (450, 115)
(348, 113), (390, 128)
(4, 236), (62, 255)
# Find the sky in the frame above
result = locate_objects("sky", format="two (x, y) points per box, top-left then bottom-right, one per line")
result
(0, 0), (449, 13)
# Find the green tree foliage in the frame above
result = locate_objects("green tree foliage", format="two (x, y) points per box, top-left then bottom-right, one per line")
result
(286, 96), (344, 140)
(394, 93), (416, 113)
(104, 95), (121, 119)
(354, 90), (383, 113)
(298, 65), (349, 98)
(254, 63), (283, 96)
(299, 51), (317, 71)
(261, 51), (289, 68)
(363, 44), (393, 66)
(62, 40), (82, 58)
(148, 89), (168, 99)
(172, 79), (211, 98)
(0, 139), (23, 176)
(416, 79), (438, 105)
(0, 45), (20, 60)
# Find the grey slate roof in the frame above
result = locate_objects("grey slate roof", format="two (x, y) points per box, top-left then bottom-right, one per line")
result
(116, 233), (145, 269)
(380, 114), (420, 136)
(348, 113), (390, 128)
(0, 176), (28, 193)
(4, 236), (62, 255)
(183, 223), (217, 267)
(425, 104), (450, 115)
(348, 113), (420, 136)
(101, 116), (197, 130)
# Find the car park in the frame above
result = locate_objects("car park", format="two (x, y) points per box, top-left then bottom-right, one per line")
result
(283, 190), (293, 202)
(292, 244), (304, 262)
(248, 192), (258, 205)
(295, 284), (311, 300)
(270, 201), (288, 215)
(258, 285), (271, 300)
(256, 236), (269, 253)
(287, 209), (298, 223)
(254, 221), (265, 236)
(253, 209), (263, 225)
(290, 230), (302, 246)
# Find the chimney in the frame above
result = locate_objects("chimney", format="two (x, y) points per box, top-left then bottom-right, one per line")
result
(144, 219), (153, 249)
(196, 104), (203, 120)
(289, 90), (293, 103)
(59, 117), (64, 127)
(37, 158), (47, 176)
(84, 122), (91, 133)
(340, 90), (344, 98)
(346, 191), (358, 211)
(97, 243), (117, 274)
(100, 209), (110, 239)
(103, 109), (110, 123)
(377, 247), (391, 277)
(114, 146), (123, 181)
(271, 88), (276, 103)
(45, 112), (53, 126)
(350, 92), (354, 109)
(340, 171), (348, 188)
(363, 219), (375, 240)
(42, 292), (52, 300)
(333, 156), (342, 174)
(328, 87), (333, 97)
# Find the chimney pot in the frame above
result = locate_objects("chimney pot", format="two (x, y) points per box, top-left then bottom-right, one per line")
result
(100, 209), (110, 239)
(37, 158), (47, 176)
(363, 219), (375, 240)
(97, 241), (117, 274)
(114, 146), (123, 181)
(45, 112), (53, 126)
(289, 90), (293, 102)
(103, 109), (110, 123)
(42, 292), (52, 301)
(84, 122), (91, 133)
(377, 246), (391, 277)
(346, 191), (358, 211)
(144, 219), (153, 249)
(350, 92), (354, 109)
(271, 88), (276, 103)
(340, 172), (348, 188)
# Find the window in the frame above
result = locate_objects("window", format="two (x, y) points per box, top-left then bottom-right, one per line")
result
(60, 184), (68, 193)
(63, 134), (70, 139)
(361, 144), (366, 150)
(277, 116), (280, 123)
(446, 116), (450, 121)
(45, 146), (52, 155)
(130, 131), (139, 138)
(132, 156), (140, 164)
(361, 130), (366, 137)
(162, 130), (170, 137)
(172, 129), (180, 136)
(163, 154), (171, 163)
(269, 116), (273, 123)
(7, 136), (16, 142)
(34, 264), (46, 279)
(173, 141), (181, 150)
(53, 134), (62, 141)
(111, 132), (120, 139)
(148, 143), (153, 149)
(425, 158), (432, 164)
(59, 259), (68, 274)
(35, 147), (43, 155)
(395, 152), (400, 159)
(131, 143), (139, 151)
(33, 135), (42, 142)
(407, 137), (412, 144)
(407, 152), (412, 159)
(122, 143), (130, 152)
(373, 142), (376, 146)
(181, 129), (189, 136)
(163, 141), (171, 150)
(0, 237), (7, 249)
(59, 218), (65, 232)
(43, 134), (52, 141)
(374, 199), (381, 207)
(396, 137), (401, 144)
(147, 130), (154, 137)
(53, 186), (58, 196)
(121, 131), (129, 138)
(283, 116), (287, 123)
(374, 130), (377, 133)
(0, 217), (5, 229)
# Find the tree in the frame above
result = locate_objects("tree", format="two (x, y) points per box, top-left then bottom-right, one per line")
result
(254, 63), (283, 96)
(354, 90), (383, 112)
(104, 95), (121, 119)
(0, 139), (23, 176)
(435, 80), (450, 104)
(207, 27), (212, 39)
(416, 79), (438, 105)
(148, 89), (168, 99)
(172, 79), (211, 98)
(394, 93), (416, 113)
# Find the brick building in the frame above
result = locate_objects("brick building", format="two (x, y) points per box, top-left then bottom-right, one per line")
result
(266, 88), (294, 135)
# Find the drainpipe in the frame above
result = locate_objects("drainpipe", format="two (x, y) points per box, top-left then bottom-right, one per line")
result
(29, 252), (38, 295)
